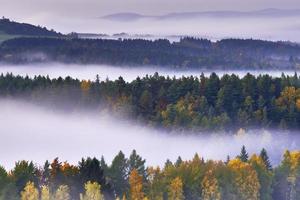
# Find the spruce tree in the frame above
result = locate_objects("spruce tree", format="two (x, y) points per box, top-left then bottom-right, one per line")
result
(260, 148), (272, 170)
(238, 145), (249, 162)
(128, 150), (146, 179)
(175, 156), (183, 167)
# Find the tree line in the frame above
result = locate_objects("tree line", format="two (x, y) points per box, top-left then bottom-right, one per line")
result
(0, 37), (299, 69)
(1, 73), (300, 131)
(0, 18), (62, 37)
(1, 148), (300, 200)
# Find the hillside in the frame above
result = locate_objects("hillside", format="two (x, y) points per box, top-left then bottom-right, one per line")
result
(102, 9), (300, 21)
(0, 17), (62, 37)
(1, 37), (300, 69)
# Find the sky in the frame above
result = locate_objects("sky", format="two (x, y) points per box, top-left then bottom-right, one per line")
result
(1, 0), (300, 21)
(1, 0), (300, 41)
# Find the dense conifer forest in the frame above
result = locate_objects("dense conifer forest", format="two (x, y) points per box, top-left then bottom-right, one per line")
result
(1, 73), (300, 131)
(0, 148), (299, 200)
(0, 18), (62, 37)
(0, 37), (300, 69)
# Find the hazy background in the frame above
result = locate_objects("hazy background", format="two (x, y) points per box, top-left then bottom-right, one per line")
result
(1, 0), (300, 42)
(0, 64), (298, 82)
(0, 99), (299, 170)
(1, 0), (300, 17)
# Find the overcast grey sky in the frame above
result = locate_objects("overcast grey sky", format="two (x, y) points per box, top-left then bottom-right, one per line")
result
(1, 0), (300, 41)
(1, 0), (300, 19)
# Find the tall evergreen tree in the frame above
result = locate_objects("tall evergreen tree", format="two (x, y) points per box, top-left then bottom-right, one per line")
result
(79, 157), (112, 197)
(260, 148), (272, 171)
(238, 145), (249, 162)
(108, 151), (129, 198)
(128, 150), (146, 179)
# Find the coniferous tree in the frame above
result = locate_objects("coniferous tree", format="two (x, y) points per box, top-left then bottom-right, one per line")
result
(175, 156), (183, 167)
(79, 157), (112, 197)
(260, 148), (272, 171)
(238, 146), (249, 162)
(128, 150), (146, 179)
(108, 151), (129, 198)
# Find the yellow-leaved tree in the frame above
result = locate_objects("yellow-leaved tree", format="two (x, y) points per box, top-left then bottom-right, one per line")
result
(129, 169), (144, 200)
(228, 159), (260, 200)
(276, 86), (300, 111)
(41, 185), (51, 200)
(168, 177), (184, 200)
(21, 181), (39, 200)
(54, 185), (70, 200)
(201, 170), (221, 200)
(284, 151), (300, 199)
(80, 181), (104, 200)
(81, 80), (91, 93)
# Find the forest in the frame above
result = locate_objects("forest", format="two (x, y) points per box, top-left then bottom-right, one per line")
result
(1, 72), (300, 131)
(0, 148), (299, 200)
(0, 18), (62, 38)
(0, 37), (300, 69)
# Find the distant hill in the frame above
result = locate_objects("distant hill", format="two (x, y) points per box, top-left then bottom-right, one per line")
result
(0, 17), (62, 37)
(1, 37), (300, 69)
(102, 9), (300, 21)
(102, 13), (149, 21)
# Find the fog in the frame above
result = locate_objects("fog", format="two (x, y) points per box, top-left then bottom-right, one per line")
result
(10, 14), (300, 43)
(93, 15), (300, 43)
(0, 99), (299, 170)
(0, 64), (298, 82)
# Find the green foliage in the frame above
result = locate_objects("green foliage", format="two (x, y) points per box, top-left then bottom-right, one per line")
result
(107, 151), (129, 198)
(10, 161), (37, 193)
(0, 149), (300, 200)
(260, 148), (272, 171)
(1, 73), (300, 131)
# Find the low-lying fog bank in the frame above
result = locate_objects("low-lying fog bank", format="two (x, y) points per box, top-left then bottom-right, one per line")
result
(0, 99), (299, 170)
(0, 63), (298, 81)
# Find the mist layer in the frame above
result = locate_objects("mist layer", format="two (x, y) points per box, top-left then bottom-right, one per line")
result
(0, 99), (299, 170)
(0, 64), (298, 82)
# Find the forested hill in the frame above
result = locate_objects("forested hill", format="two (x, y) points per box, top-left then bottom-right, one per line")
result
(0, 17), (62, 37)
(1, 36), (300, 69)
(1, 73), (300, 131)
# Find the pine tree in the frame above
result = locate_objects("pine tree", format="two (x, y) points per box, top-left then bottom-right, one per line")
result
(260, 148), (272, 171)
(108, 151), (129, 198)
(79, 157), (110, 194)
(238, 145), (249, 162)
(175, 156), (183, 167)
(100, 156), (108, 176)
(225, 155), (231, 165)
(128, 150), (146, 178)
